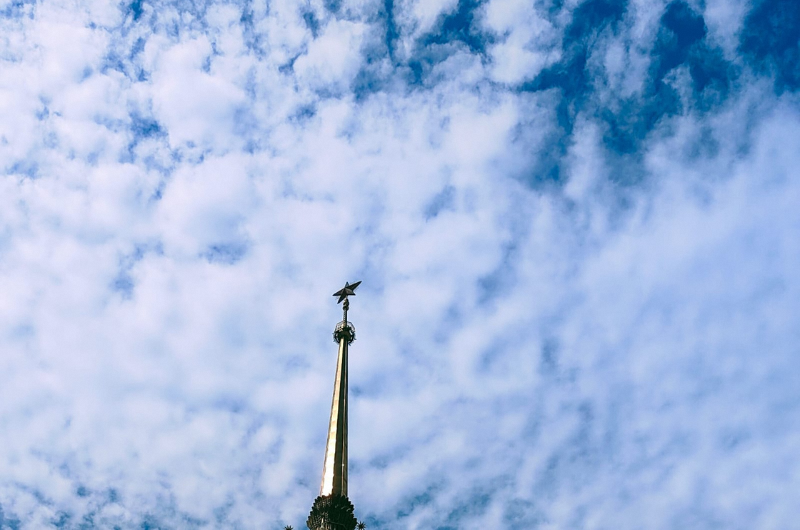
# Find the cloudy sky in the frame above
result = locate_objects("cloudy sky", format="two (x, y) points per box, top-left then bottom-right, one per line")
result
(0, 0), (799, 527)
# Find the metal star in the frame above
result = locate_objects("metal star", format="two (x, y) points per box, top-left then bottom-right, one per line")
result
(332, 280), (361, 304)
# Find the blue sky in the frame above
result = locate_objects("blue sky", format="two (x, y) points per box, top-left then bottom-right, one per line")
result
(0, 0), (799, 528)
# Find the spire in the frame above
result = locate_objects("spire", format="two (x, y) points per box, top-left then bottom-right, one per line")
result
(307, 281), (362, 530)
(320, 296), (354, 497)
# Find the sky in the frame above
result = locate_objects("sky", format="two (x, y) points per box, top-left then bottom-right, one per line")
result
(0, 0), (799, 528)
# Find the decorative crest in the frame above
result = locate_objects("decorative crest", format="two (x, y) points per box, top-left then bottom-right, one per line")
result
(333, 281), (361, 304)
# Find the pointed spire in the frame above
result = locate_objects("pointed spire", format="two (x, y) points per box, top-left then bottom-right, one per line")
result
(319, 323), (351, 497)
(307, 282), (361, 530)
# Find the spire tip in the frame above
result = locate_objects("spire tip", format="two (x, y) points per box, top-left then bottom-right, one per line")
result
(333, 280), (361, 304)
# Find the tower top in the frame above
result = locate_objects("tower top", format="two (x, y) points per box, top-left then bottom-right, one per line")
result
(332, 280), (361, 328)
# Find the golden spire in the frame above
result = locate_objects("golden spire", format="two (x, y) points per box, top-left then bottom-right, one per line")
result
(307, 281), (361, 530)
(320, 300), (352, 496)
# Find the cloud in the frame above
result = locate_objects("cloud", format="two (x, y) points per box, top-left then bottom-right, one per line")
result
(0, 0), (798, 528)
(294, 19), (367, 93)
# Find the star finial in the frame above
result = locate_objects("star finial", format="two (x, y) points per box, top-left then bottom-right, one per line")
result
(332, 280), (361, 304)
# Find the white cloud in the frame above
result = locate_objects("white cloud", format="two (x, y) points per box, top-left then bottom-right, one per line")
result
(148, 36), (247, 151)
(410, 0), (460, 35)
(294, 20), (366, 93)
(703, 0), (749, 58)
(485, 0), (561, 84)
(0, 0), (798, 528)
